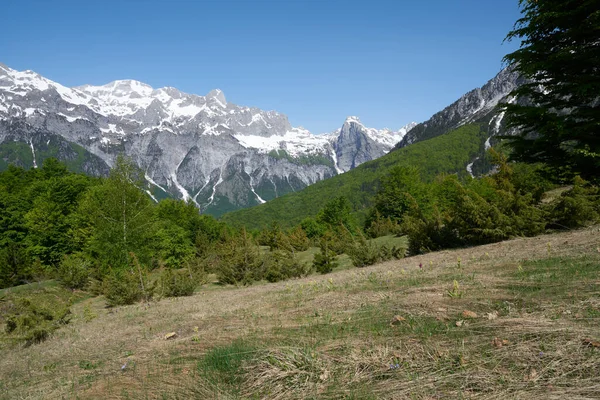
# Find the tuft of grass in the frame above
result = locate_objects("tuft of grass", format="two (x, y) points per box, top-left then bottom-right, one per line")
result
(244, 346), (327, 398)
(197, 341), (256, 393)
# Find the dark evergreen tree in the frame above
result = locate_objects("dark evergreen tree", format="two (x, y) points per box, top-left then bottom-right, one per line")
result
(501, 0), (600, 182)
(312, 232), (338, 274)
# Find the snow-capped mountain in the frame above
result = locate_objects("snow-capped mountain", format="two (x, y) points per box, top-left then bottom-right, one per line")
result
(0, 63), (414, 215)
(329, 116), (417, 172)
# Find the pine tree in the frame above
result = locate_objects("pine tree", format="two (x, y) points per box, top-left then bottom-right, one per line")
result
(312, 233), (338, 274)
(501, 0), (600, 182)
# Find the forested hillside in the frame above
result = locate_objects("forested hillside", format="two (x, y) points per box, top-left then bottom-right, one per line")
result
(222, 124), (487, 229)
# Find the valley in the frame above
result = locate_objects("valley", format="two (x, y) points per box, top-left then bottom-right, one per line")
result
(1, 1), (598, 399)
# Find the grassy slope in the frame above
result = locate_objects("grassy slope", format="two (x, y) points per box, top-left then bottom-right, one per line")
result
(222, 123), (488, 230)
(1, 226), (599, 399)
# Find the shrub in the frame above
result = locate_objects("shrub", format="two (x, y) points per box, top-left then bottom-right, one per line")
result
(313, 239), (338, 274)
(347, 235), (381, 268)
(103, 254), (154, 306)
(347, 233), (406, 268)
(257, 222), (292, 251)
(184, 257), (209, 283)
(287, 226), (310, 251)
(548, 177), (600, 229)
(215, 230), (264, 285)
(365, 211), (400, 238)
(400, 170), (549, 255)
(391, 245), (407, 260)
(377, 243), (406, 261)
(445, 180), (514, 245)
(264, 250), (309, 282)
(327, 225), (354, 255)
(400, 197), (459, 255)
(4, 298), (71, 345)
(103, 270), (144, 306)
(57, 253), (91, 289)
(158, 268), (198, 297)
(87, 278), (105, 296)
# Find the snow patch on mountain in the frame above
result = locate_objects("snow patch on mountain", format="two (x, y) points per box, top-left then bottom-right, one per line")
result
(234, 127), (330, 157)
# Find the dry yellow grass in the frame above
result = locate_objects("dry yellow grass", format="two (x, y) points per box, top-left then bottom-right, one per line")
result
(1, 226), (599, 399)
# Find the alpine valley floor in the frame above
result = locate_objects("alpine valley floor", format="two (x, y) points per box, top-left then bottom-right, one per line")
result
(1, 226), (599, 399)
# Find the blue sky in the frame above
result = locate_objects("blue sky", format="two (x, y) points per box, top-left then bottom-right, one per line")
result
(2, 0), (522, 133)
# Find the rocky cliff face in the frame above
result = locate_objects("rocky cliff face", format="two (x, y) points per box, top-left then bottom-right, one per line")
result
(397, 67), (523, 148)
(393, 67), (524, 178)
(0, 63), (414, 215)
(332, 116), (417, 172)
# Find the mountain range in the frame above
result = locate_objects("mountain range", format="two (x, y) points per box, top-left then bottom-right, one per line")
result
(222, 67), (524, 228)
(0, 62), (523, 218)
(0, 63), (415, 215)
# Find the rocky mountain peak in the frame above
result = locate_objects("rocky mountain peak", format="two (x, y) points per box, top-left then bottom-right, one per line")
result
(396, 66), (522, 149)
(343, 116), (363, 127)
(76, 79), (154, 98)
(206, 89), (227, 106)
(154, 86), (183, 100)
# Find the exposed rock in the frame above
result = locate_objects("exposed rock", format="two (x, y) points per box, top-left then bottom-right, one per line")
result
(0, 63), (415, 215)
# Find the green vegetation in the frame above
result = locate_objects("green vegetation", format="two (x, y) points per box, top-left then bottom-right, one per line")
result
(197, 341), (256, 393)
(4, 297), (71, 345)
(382, 151), (598, 255)
(223, 123), (487, 229)
(157, 267), (202, 298)
(501, 0), (600, 182)
(0, 142), (34, 170)
(0, 156), (222, 310)
(508, 255), (600, 298)
(0, 153), (410, 304)
(0, 138), (108, 175)
(1, 3), (599, 397)
(0, 135), (597, 350)
(0, 280), (89, 347)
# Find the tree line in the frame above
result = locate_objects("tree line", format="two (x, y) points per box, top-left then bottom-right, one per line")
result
(0, 156), (406, 301)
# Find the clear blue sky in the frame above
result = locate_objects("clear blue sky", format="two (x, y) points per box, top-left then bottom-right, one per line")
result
(2, 0), (522, 133)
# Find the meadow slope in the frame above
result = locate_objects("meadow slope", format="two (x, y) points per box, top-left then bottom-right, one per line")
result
(1, 226), (599, 399)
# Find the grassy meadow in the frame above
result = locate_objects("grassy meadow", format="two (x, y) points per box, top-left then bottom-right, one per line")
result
(1, 227), (599, 399)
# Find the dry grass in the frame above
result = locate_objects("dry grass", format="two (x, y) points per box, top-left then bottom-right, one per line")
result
(1, 226), (599, 399)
